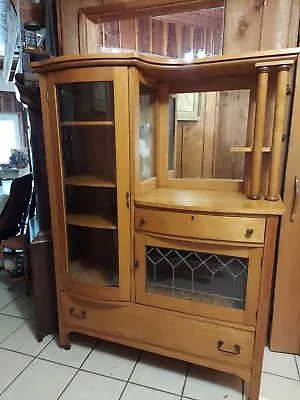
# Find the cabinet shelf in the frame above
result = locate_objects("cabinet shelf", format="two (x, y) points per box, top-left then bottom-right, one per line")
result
(230, 146), (271, 153)
(67, 214), (117, 229)
(69, 257), (117, 286)
(64, 174), (116, 188)
(60, 121), (114, 127)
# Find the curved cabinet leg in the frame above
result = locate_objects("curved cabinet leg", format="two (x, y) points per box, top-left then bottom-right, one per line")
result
(59, 332), (71, 350)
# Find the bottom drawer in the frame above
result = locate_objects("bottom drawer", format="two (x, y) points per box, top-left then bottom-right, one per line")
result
(62, 291), (255, 369)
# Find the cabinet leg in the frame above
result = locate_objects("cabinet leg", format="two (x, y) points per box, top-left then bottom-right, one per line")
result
(243, 381), (250, 400)
(59, 332), (71, 350)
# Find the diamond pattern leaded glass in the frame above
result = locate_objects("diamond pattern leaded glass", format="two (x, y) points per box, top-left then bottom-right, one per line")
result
(146, 246), (249, 310)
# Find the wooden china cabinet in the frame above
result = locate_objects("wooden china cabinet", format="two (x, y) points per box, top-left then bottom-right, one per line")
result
(33, 48), (300, 400)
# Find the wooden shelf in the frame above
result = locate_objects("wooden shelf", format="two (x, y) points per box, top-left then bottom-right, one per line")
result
(69, 257), (117, 286)
(135, 188), (286, 215)
(64, 174), (116, 188)
(67, 214), (117, 229)
(230, 146), (271, 153)
(60, 121), (114, 127)
(24, 49), (51, 56)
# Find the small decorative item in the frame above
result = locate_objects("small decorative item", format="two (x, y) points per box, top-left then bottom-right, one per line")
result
(9, 149), (29, 169)
(24, 21), (41, 50)
(177, 93), (205, 121)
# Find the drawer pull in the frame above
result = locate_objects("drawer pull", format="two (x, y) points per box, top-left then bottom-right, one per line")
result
(245, 228), (254, 237)
(70, 307), (86, 319)
(217, 341), (241, 355)
(140, 218), (147, 225)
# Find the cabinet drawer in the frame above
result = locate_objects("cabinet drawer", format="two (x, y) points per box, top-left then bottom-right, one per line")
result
(62, 291), (254, 369)
(135, 208), (265, 243)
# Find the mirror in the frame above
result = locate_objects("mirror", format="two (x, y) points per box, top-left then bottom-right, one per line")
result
(95, 7), (225, 59)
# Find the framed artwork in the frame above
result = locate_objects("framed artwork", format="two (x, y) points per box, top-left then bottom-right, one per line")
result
(177, 92), (205, 121)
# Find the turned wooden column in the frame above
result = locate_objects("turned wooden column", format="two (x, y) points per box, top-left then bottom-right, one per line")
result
(266, 65), (291, 201)
(248, 66), (270, 200)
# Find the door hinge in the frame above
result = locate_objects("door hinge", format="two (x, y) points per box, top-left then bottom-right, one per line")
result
(126, 192), (130, 209)
(46, 90), (49, 102)
(286, 85), (294, 95)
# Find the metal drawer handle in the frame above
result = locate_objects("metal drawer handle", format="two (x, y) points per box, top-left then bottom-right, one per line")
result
(140, 218), (147, 225)
(245, 228), (254, 237)
(70, 307), (86, 319)
(217, 341), (241, 355)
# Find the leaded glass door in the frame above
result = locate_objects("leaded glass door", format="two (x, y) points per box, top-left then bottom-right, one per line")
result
(48, 66), (131, 301)
(135, 234), (262, 326)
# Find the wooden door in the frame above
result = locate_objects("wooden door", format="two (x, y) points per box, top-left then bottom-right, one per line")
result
(135, 233), (263, 326)
(45, 66), (131, 302)
(270, 57), (300, 353)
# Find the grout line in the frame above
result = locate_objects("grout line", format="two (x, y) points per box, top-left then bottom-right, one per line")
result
(0, 317), (28, 345)
(294, 355), (300, 381)
(180, 363), (190, 399)
(0, 324), (59, 397)
(35, 356), (79, 370)
(120, 380), (186, 397)
(56, 369), (80, 400)
(118, 349), (142, 400)
(0, 311), (34, 320)
(0, 290), (25, 311)
(56, 337), (99, 399)
(80, 367), (128, 384)
(263, 370), (300, 383)
(0, 355), (36, 397)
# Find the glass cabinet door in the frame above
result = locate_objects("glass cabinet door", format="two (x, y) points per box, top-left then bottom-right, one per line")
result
(139, 82), (156, 182)
(52, 68), (130, 301)
(135, 234), (262, 326)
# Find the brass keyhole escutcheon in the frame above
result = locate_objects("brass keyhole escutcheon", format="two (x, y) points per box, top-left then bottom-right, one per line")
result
(246, 228), (254, 237)
(191, 216), (195, 221)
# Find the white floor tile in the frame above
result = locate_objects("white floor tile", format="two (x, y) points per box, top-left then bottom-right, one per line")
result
(296, 355), (300, 378)
(82, 340), (140, 381)
(0, 288), (22, 310)
(259, 372), (300, 400)
(0, 314), (25, 343)
(1, 318), (54, 356)
(130, 352), (187, 395)
(60, 370), (126, 400)
(0, 348), (33, 394)
(0, 358), (76, 400)
(0, 271), (26, 292)
(0, 271), (9, 289)
(183, 364), (242, 400)
(38, 333), (97, 368)
(262, 347), (299, 380)
(0, 293), (35, 319)
(122, 383), (180, 400)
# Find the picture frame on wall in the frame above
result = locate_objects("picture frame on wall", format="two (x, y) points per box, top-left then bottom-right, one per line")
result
(177, 92), (205, 121)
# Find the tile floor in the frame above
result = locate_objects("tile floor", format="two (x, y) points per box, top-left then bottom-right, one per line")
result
(0, 271), (299, 399)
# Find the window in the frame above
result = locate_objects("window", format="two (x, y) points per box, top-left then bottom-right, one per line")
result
(0, 113), (22, 164)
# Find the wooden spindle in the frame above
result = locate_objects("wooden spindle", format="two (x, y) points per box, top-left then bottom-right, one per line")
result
(266, 65), (290, 201)
(248, 66), (270, 200)
(243, 86), (257, 194)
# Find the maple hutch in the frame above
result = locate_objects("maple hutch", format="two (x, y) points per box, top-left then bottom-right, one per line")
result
(33, 48), (300, 399)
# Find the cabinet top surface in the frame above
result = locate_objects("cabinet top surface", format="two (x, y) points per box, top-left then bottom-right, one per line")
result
(32, 48), (300, 80)
(135, 188), (285, 216)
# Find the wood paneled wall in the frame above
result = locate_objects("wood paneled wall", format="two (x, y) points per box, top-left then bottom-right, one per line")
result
(176, 90), (249, 180)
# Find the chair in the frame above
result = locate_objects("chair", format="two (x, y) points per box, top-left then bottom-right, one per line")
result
(0, 174), (33, 292)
